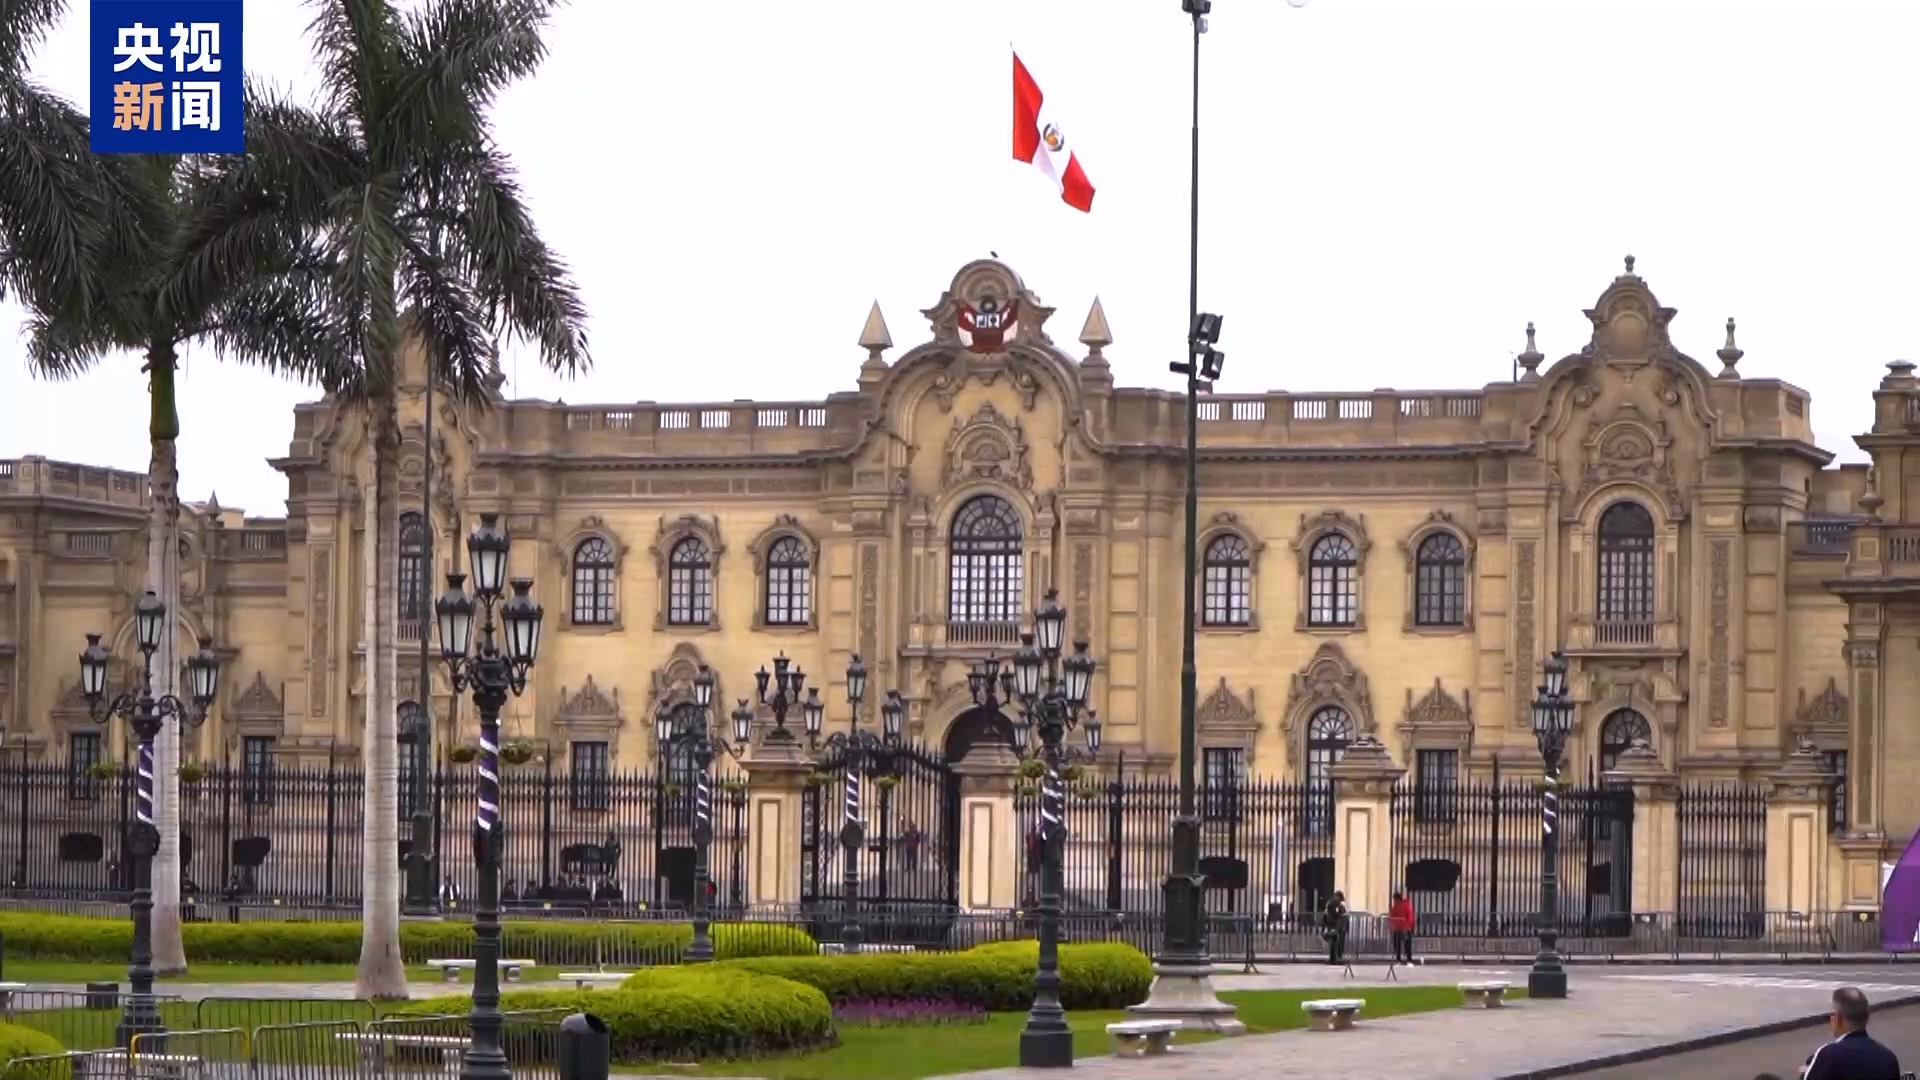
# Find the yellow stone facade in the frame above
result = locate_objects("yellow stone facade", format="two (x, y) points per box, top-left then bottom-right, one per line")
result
(1, 258), (1915, 909)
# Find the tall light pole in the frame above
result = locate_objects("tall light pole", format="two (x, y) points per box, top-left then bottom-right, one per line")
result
(656, 665), (749, 962)
(971, 588), (1101, 1070)
(79, 594), (221, 1047)
(803, 657), (907, 954)
(1529, 652), (1572, 1000)
(434, 514), (547, 1080)
(408, 372), (438, 916)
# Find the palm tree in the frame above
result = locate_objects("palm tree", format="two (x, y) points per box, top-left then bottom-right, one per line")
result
(2, 2), (350, 975)
(187, 0), (589, 998)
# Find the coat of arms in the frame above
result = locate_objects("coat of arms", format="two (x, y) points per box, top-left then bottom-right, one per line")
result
(957, 295), (1019, 354)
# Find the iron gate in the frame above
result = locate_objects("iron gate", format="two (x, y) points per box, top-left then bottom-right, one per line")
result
(800, 741), (961, 913)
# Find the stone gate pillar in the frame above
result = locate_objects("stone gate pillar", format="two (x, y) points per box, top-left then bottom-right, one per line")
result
(1604, 742), (1679, 937)
(1766, 741), (1834, 919)
(742, 733), (813, 909)
(953, 743), (1020, 911)
(1330, 736), (1405, 918)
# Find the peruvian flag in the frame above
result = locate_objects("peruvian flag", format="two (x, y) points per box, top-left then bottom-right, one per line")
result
(1013, 52), (1096, 213)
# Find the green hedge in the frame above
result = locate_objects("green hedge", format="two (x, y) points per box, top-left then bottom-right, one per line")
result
(710, 941), (1153, 1011)
(394, 968), (833, 1061)
(0, 913), (815, 966)
(0, 1022), (65, 1066)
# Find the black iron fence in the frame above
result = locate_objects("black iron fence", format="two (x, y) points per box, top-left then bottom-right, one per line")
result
(799, 742), (961, 910)
(0, 756), (751, 915)
(1014, 774), (1337, 923)
(1676, 782), (1769, 939)
(1388, 761), (1635, 937)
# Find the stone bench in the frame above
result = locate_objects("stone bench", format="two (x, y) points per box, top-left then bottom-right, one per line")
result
(1105, 1019), (1181, 1057)
(1301, 998), (1365, 1032)
(94, 1049), (205, 1079)
(1458, 981), (1511, 1008)
(558, 971), (631, 990)
(337, 1031), (468, 1076)
(425, 958), (536, 983)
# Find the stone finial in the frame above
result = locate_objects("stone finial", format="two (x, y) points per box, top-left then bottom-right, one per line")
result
(1078, 296), (1113, 364)
(1882, 359), (1917, 389)
(1622, 254), (1637, 277)
(1771, 735), (1834, 795)
(858, 302), (892, 367)
(1858, 484), (1884, 521)
(1516, 321), (1544, 381)
(1601, 739), (1674, 787)
(1716, 317), (1744, 379)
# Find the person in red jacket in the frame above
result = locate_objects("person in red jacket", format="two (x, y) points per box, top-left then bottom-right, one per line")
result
(1388, 891), (1416, 965)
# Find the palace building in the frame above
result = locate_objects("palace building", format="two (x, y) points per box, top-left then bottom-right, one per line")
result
(0, 256), (1914, 915)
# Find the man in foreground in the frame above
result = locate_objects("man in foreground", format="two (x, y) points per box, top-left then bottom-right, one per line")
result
(1801, 986), (1902, 1080)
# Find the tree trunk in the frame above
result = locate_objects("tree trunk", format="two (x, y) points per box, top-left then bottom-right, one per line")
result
(355, 395), (409, 1000)
(147, 342), (189, 976)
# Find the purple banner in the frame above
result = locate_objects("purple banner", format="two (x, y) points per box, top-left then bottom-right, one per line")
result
(1884, 832), (1920, 953)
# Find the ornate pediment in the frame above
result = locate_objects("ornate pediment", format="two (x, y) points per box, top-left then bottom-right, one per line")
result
(229, 672), (284, 720)
(558, 676), (622, 722)
(921, 259), (1057, 357)
(1402, 680), (1471, 729)
(1581, 256), (1680, 376)
(941, 402), (1034, 490)
(1576, 402), (1684, 517)
(647, 514), (724, 577)
(1792, 678), (1849, 737)
(645, 643), (718, 719)
(1198, 678), (1258, 735)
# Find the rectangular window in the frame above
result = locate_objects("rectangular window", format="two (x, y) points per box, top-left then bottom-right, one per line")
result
(1202, 747), (1242, 821)
(1414, 749), (1459, 823)
(571, 741), (611, 812)
(68, 732), (103, 801)
(242, 736), (275, 805)
(1825, 750), (1848, 833)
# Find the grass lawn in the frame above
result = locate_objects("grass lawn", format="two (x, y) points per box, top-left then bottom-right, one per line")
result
(679, 985), (1480, 1080)
(1, 960), (561, 985)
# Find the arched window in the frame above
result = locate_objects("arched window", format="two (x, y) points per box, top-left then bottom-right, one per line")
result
(763, 536), (811, 626)
(667, 536), (714, 626)
(571, 537), (617, 625)
(397, 512), (429, 629)
(1202, 533), (1253, 627)
(1598, 708), (1652, 774)
(1305, 705), (1356, 833)
(1597, 502), (1655, 626)
(1413, 532), (1468, 627)
(1307, 533), (1359, 628)
(948, 495), (1024, 627)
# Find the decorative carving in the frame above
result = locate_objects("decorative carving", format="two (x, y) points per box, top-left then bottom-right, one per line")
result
(1513, 540), (1536, 727)
(1577, 402), (1684, 517)
(1282, 643), (1372, 768)
(1708, 539), (1731, 727)
(1585, 259), (1680, 374)
(1847, 641), (1880, 669)
(1476, 508), (1508, 536)
(1403, 680), (1471, 729)
(1072, 541), (1093, 642)
(1197, 678), (1261, 764)
(309, 547), (331, 718)
(557, 515), (629, 563)
(645, 644), (715, 720)
(940, 402), (1034, 490)
(927, 354), (1043, 414)
(558, 676), (623, 722)
(1793, 678), (1850, 737)
(1742, 506), (1782, 532)
(1291, 509), (1371, 571)
(230, 672), (284, 719)
(921, 258), (1057, 352)
(860, 543), (879, 668)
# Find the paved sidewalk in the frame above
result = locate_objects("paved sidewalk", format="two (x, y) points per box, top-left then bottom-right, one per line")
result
(939, 966), (1920, 1080)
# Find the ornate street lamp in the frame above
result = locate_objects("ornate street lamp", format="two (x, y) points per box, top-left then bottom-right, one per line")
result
(806, 655), (906, 954)
(78, 592), (221, 1047)
(752, 652), (816, 745)
(434, 513), (545, 1080)
(970, 587), (1101, 1070)
(655, 664), (749, 961)
(1529, 651), (1574, 1000)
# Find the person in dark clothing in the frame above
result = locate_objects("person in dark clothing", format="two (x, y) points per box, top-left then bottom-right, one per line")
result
(1322, 891), (1350, 965)
(1802, 986), (1902, 1080)
(1388, 891), (1416, 965)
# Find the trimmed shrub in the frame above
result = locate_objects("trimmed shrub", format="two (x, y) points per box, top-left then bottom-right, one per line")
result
(0, 912), (815, 967)
(715, 941), (1152, 1011)
(0, 1022), (66, 1065)
(392, 967), (833, 1062)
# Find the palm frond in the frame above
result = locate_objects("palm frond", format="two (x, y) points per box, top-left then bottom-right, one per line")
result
(0, 84), (113, 314)
(446, 148), (589, 376)
(20, 306), (113, 380)
(305, 0), (398, 150)
(397, 231), (494, 405)
(392, 0), (564, 154)
(0, 0), (67, 78)
(195, 241), (361, 393)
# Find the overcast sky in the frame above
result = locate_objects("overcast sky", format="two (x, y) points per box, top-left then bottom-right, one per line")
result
(3, 0), (1912, 517)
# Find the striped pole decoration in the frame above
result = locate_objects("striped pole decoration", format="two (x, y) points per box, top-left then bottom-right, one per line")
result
(1541, 766), (1558, 838)
(135, 740), (155, 827)
(844, 760), (861, 824)
(475, 726), (500, 834)
(695, 768), (713, 828)
(1039, 758), (1064, 837)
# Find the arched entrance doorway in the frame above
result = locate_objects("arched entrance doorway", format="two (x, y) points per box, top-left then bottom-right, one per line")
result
(943, 706), (1016, 764)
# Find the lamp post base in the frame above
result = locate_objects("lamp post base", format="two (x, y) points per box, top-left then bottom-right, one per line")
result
(1017, 1025), (1075, 1069)
(1527, 935), (1568, 1000)
(1125, 962), (1247, 1034)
